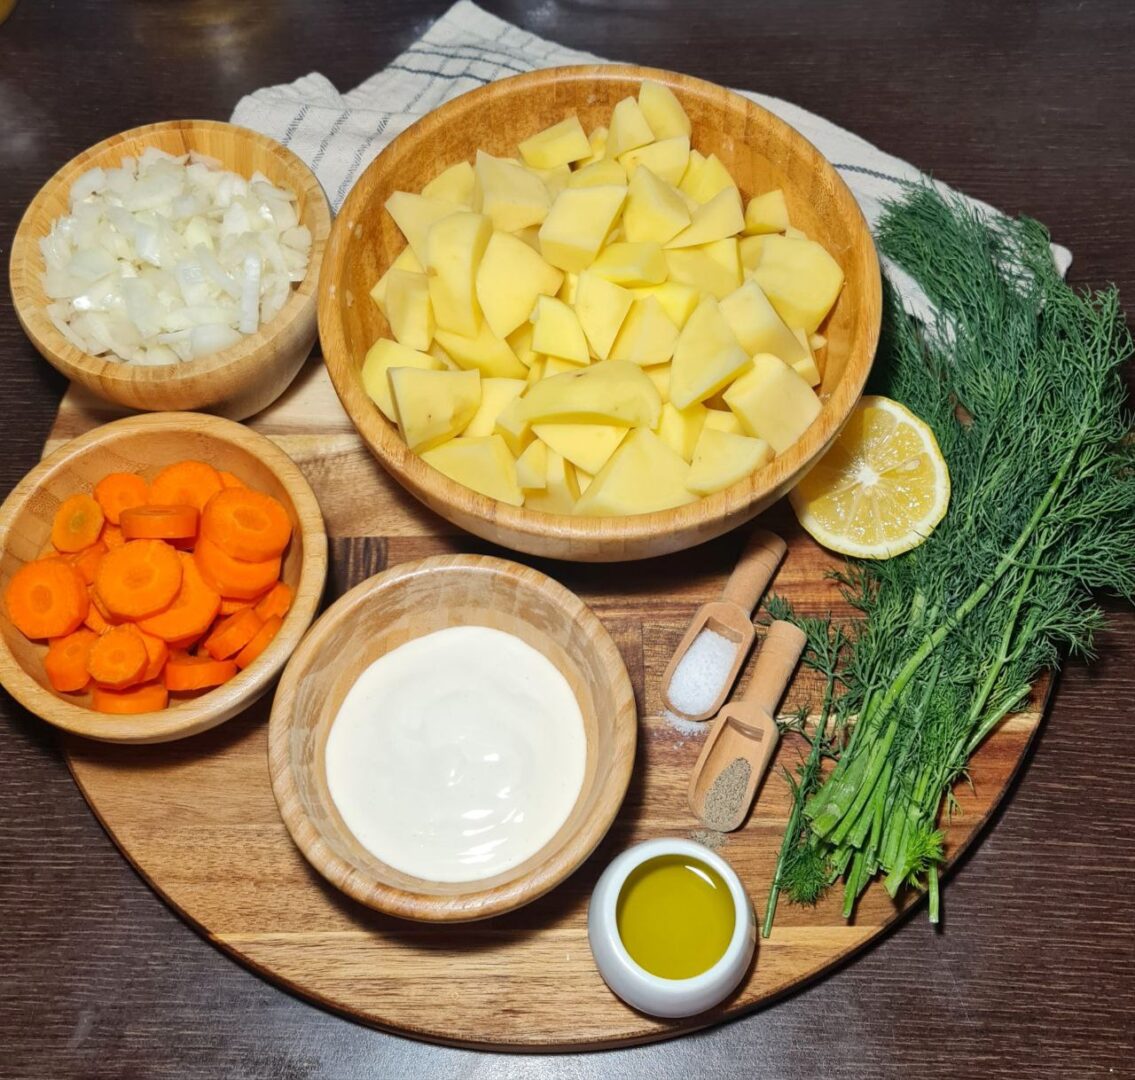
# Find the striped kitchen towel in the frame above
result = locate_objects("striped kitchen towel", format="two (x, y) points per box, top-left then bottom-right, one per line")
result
(230, 0), (1071, 304)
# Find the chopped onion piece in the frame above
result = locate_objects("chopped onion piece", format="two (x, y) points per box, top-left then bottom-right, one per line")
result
(39, 148), (310, 364)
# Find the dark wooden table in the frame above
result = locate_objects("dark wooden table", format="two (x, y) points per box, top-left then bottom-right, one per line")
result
(2, 2), (1134, 1077)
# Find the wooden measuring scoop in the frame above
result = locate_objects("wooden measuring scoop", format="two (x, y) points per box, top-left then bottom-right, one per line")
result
(661, 528), (787, 722)
(687, 619), (808, 832)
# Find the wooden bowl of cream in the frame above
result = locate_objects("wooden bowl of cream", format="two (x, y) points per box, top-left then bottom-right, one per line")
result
(267, 553), (637, 922)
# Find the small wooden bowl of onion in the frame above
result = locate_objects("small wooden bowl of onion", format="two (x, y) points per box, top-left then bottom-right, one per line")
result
(9, 120), (331, 421)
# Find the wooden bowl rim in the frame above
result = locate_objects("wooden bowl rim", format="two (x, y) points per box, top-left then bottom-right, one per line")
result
(9, 119), (332, 391)
(318, 64), (882, 553)
(0, 411), (328, 743)
(267, 552), (638, 922)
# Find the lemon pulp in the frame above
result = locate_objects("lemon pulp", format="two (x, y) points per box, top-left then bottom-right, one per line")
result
(790, 395), (950, 559)
(616, 855), (735, 979)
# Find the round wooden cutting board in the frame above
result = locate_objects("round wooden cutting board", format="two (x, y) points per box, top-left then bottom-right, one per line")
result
(49, 362), (1048, 1050)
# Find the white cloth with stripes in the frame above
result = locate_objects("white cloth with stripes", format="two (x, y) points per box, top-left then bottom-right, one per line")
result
(230, 0), (1071, 307)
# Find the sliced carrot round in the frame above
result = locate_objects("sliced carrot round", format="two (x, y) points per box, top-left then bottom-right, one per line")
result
(94, 539), (183, 620)
(165, 654), (238, 692)
(83, 587), (115, 634)
(235, 614), (283, 669)
(44, 628), (99, 693)
(136, 551), (221, 642)
(87, 625), (148, 689)
(51, 494), (105, 553)
(5, 559), (89, 639)
(120, 504), (199, 542)
(149, 460), (223, 512)
(254, 581), (294, 622)
(92, 681), (169, 715)
(218, 470), (246, 489)
(202, 606), (263, 660)
(68, 539), (108, 585)
(94, 473), (150, 525)
(136, 629), (170, 682)
(200, 488), (292, 562)
(193, 537), (281, 600)
(101, 524), (126, 550)
(218, 596), (252, 616)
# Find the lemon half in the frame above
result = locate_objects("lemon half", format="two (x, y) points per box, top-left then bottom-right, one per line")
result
(790, 396), (950, 559)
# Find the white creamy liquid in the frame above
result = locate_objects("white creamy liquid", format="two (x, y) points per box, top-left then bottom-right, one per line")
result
(325, 625), (587, 883)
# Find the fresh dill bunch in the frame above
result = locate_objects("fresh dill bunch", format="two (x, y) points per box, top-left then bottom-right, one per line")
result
(762, 185), (1135, 933)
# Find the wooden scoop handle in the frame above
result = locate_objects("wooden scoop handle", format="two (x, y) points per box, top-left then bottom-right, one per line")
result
(742, 620), (807, 717)
(720, 529), (788, 615)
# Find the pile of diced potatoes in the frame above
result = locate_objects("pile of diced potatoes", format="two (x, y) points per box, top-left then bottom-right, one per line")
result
(363, 80), (844, 516)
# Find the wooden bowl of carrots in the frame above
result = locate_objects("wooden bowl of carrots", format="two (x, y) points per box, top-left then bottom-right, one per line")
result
(0, 412), (327, 743)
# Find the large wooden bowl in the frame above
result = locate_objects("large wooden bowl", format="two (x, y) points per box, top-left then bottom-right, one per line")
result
(267, 554), (637, 922)
(0, 412), (328, 743)
(10, 120), (331, 421)
(318, 65), (882, 561)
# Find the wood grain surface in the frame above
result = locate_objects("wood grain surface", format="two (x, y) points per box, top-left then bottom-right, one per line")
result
(41, 362), (1045, 1049)
(318, 65), (881, 560)
(2, 1), (1134, 1077)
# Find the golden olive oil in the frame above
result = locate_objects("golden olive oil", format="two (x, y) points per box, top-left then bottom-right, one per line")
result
(615, 854), (735, 979)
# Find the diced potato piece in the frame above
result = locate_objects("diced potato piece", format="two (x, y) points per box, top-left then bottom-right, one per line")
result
(462, 377), (526, 437)
(678, 152), (737, 204)
(575, 429), (696, 516)
(429, 341), (457, 369)
(558, 271), (579, 305)
(643, 362), (671, 403)
(670, 296), (750, 409)
(784, 225), (807, 240)
(739, 234), (767, 271)
(619, 136), (690, 186)
(575, 272), (633, 360)
(631, 281), (700, 328)
(532, 422), (628, 475)
(789, 328), (822, 387)
(623, 166), (690, 245)
(687, 427), (774, 495)
(568, 159), (627, 189)
(723, 352), (822, 452)
(719, 280), (807, 363)
(434, 322), (527, 378)
(527, 162), (571, 199)
(609, 296), (679, 366)
(703, 408), (744, 435)
(360, 339), (443, 421)
(744, 189), (789, 235)
(656, 400), (708, 462)
(538, 185), (628, 272)
(474, 231), (563, 339)
(665, 186), (744, 250)
(575, 467), (594, 494)
(507, 321), (538, 368)
(421, 435), (523, 506)
(531, 295), (590, 364)
(519, 115), (591, 169)
(665, 239), (741, 301)
(573, 126), (608, 169)
(516, 439), (548, 489)
(473, 150), (551, 232)
(494, 396), (534, 456)
(518, 359), (662, 428)
(606, 96), (655, 159)
(810, 332), (827, 351)
(383, 269), (434, 352)
(589, 241), (667, 287)
(525, 357), (545, 386)
(749, 235), (844, 332)
(524, 448), (580, 514)
(389, 367), (481, 452)
(511, 225), (542, 252)
(385, 191), (459, 264)
(425, 211), (492, 337)
(422, 161), (476, 208)
(543, 356), (581, 377)
(638, 80), (692, 139)
(370, 246), (424, 313)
